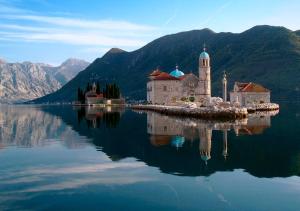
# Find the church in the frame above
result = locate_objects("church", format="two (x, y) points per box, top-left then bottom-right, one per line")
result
(147, 47), (211, 105)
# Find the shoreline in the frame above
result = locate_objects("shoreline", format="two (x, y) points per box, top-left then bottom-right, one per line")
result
(131, 104), (248, 120)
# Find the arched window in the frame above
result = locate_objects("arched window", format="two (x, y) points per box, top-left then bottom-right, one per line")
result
(202, 59), (205, 66)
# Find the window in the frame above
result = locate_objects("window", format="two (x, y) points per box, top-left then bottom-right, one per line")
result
(202, 59), (205, 66)
(163, 85), (167, 91)
(164, 126), (167, 131)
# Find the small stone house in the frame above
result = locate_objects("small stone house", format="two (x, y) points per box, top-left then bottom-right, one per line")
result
(230, 82), (270, 107)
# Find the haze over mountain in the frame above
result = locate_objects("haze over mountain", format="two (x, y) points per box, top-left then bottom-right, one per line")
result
(0, 59), (89, 103)
(33, 25), (300, 103)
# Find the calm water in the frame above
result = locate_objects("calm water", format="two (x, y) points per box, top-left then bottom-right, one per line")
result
(0, 103), (300, 210)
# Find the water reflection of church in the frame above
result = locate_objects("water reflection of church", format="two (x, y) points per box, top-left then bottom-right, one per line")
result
(147, 111), (278, 164)
(76, 106), (125, 128)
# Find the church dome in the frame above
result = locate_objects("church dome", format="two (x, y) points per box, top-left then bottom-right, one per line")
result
(200, 51), (209, 59)
(170, 65), (184, 78)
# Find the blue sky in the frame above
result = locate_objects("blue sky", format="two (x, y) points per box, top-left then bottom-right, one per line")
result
(0, 0), (300, 65)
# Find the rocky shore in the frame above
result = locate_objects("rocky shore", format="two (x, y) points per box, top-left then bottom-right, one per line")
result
(247, 103), (280, 113)
(131, 104), (248, 120)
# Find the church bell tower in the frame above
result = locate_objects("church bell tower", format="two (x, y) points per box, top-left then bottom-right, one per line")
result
(199, 45), (211, 98)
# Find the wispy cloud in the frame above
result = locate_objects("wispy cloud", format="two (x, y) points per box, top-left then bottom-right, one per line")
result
(0, 31), (146, 47)
(2, 14), (156, 31)
(0, 2), (157, 51)
(198, 0), (233, 28)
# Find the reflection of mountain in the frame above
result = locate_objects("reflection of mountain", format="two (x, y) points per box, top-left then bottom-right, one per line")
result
(0, 106), (86, 148)
(38, 104), (300, 178)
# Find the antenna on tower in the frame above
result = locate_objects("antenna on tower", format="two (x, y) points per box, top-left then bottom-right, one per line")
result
(203, 43), (206, 51)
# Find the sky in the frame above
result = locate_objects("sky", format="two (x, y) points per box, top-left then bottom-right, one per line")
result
(0, 0), (300, 65)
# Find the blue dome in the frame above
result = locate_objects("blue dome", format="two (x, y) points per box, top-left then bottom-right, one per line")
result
(200, 51), (209, 59)
(170, 66), (184, 78)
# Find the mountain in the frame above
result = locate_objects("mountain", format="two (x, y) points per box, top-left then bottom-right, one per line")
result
(33, 25), (300, 103)
(45, 58), (90, 85)
(0, 59), (89, 103)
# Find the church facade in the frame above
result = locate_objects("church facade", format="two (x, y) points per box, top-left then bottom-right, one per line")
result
(147, 48), (211, 105)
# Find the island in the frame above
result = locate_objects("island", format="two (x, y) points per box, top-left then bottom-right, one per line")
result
(132, 46), (279, 119)
(75, 82), (125, 106)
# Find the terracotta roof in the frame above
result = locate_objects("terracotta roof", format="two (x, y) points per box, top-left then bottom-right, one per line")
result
(235, 82), (270, 93)
(149, 69), (162, 76)
(86, 92), (103, 98)
(153, 72), (180, 80)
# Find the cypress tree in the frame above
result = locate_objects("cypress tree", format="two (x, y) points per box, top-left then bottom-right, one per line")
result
(86, 82), (90, 92)
(96, 82), (101, 94)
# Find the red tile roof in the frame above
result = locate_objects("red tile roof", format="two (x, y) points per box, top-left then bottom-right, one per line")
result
(235, 82), (270, 93)
(149, 69), (162, 76)
(85, 92), (104, 98)
(152, 72), (180, 80)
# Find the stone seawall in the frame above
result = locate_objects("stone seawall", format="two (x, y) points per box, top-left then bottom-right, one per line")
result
(247, 103), (280, 113)
(131, 104), (248, 120)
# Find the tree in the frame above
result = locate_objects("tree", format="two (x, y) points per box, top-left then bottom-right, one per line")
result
(86, 82), (90, 93)
(96, 81), (101, 94)
(77, 87), (85, 103)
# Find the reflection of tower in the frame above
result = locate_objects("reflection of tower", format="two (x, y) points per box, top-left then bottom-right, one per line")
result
(199, 128), (212, 164)
(199, 44), (211, 98)
(222, 71), (227, 102)
(222, 130), (228, 160)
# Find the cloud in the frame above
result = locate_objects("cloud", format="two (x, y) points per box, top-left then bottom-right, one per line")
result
(0, 3), (157, 50)
(0, 31), (146, 47)
(2, 14), (156, 31)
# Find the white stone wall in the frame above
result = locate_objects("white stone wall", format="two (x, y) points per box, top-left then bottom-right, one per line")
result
(147, 80), (182, 104)
(230, 92), (270, 106)
(147, 75), (205, 105)
(199, 58), (211, 98)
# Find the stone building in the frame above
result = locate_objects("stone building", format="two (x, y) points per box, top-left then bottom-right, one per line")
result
(147, 48), (211, 105)
(85, 83), (104, 105)
(230, 82), (270, 107)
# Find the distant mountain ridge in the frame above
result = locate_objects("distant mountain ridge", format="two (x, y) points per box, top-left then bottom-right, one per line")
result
(45, 58), (90, 85)
(33, 25), (300, 103)
(0, 58), (89, 103)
